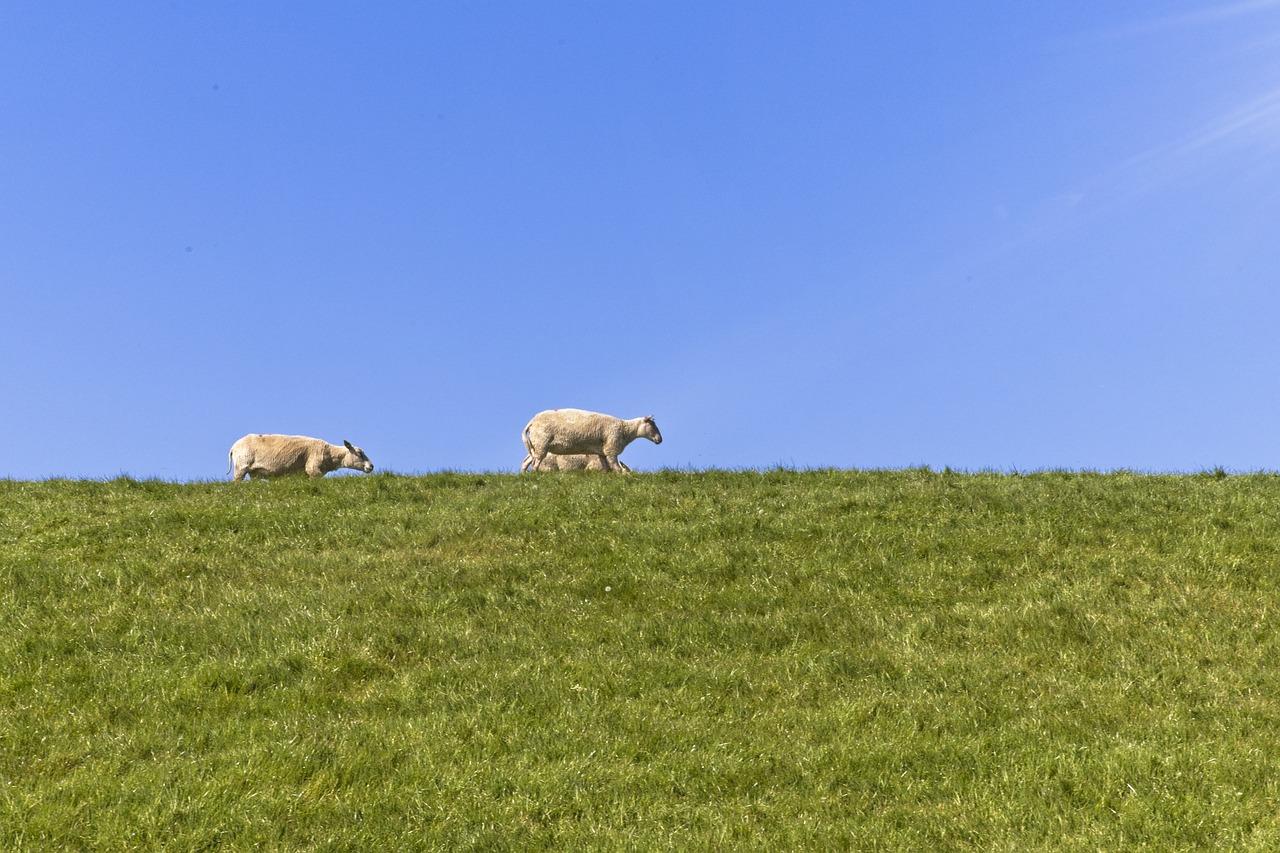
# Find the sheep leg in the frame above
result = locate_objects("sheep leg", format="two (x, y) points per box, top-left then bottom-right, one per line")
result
(605, 454), (629, 474)
(520, 454), (534, 473)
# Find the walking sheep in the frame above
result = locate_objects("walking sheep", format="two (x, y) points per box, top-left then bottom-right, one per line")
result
(521, 452), (610, 472)
(521, 409), (662, 473)
(228, 434), (374, 481)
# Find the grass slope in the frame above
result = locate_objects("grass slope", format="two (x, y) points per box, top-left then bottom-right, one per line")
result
(3, 471), (1280, 849)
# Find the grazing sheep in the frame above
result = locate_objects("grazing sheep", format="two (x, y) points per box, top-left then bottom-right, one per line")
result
(521, 409), (662, 473)
(227, 434), (374, 481)
(521, 452), (610, 472)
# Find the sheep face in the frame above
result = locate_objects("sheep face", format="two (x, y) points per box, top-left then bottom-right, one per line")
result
(342, 440), (375, 473)
(639, 416), (662, 445)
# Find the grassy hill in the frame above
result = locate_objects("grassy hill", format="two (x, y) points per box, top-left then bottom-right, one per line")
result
(4, 470), (1280, 848)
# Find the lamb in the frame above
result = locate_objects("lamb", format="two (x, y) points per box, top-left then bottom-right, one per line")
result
(520, 409), (662, 473)
(227, 434), (374, 481)
(521, 452), (610, 472)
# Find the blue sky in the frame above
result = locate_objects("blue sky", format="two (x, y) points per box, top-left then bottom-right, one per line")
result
(3, 2), (1280, 478)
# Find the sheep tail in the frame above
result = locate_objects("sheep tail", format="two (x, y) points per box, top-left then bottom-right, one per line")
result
(226, 447), (233, 476)
(521, 423), (535, 473)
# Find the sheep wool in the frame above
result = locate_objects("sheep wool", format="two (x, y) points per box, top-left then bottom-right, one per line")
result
(521, 409), (662, 473)
(228, 434), (374, 480)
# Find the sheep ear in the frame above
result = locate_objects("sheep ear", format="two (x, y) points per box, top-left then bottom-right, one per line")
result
(343, 440), (356, 452)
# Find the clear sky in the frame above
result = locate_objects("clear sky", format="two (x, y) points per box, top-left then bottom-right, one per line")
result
(3, 2), (1279, 478)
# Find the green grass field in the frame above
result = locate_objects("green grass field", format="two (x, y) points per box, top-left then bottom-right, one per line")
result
(4, 470), (1280, 849)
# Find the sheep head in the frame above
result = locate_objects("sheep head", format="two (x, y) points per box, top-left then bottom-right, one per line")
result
(342, 439), (375, 473)
(639, 416), (662, 445)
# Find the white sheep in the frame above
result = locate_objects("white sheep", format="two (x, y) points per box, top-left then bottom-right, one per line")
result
(520, 452), (610, 472)
(520, 409), (662, 473)
(227, 434), (374, 481)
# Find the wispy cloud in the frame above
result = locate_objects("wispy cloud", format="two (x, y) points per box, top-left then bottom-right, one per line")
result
(1120, 86), (1280, 174)
(1080, 3), (1280, 189)
(972, 85), (1280, 265)
(1023, 85), (1280, 229)
(951, 3), (1280, 270)
(1108, 0), (1280, 36)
